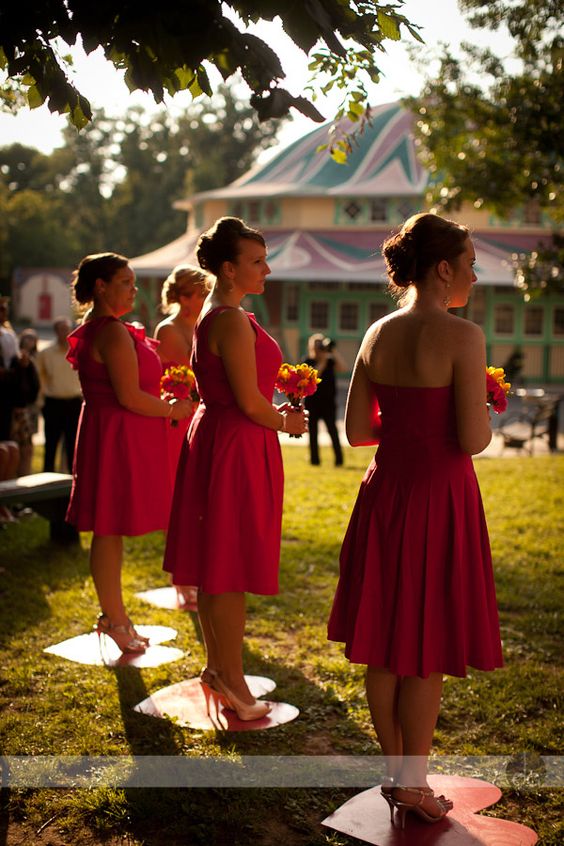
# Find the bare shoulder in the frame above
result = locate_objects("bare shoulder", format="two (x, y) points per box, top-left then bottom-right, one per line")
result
(214, 308), (253, 331)
(154, 318), (177, 339)
(96, 318), (132, 347)
(445, 313), (485, 344)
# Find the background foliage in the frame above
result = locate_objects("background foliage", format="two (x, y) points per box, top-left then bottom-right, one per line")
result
(0, 84), (284, 292)
(406, 0), (563, 297)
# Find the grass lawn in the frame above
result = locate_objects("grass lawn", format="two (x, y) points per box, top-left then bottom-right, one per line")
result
(0, 446), (562, 845)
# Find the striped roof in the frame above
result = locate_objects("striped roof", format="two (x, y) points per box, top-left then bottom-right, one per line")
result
(190, 102), (428, 201)
(132, 227), (542, 286)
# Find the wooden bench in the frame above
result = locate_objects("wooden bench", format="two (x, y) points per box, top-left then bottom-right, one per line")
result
(0, 472), (79, 543)
(498, 394), (562, 455)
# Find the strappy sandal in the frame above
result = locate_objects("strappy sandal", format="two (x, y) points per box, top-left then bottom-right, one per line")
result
(391, 785), (452, 829)
(95, 614), (148, 654)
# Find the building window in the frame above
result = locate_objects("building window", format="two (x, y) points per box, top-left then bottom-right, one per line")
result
(370, 199), (387, 221)
(344, 200), (362, 221)
(369, 303), (389, 324)
(553, 307), (564, 337)
(248, 201), (260, 223)
(339, 302), (359, 331)
(263, 200), (278, 223)
(470, 288), (486, 327)
(310, 301), (329, 330)
(397, 199), (416, 220)
(285, 285), (299, 322)
(494, 304), (515, 335)
(228, 199), (279, 224)
(524, 306), (544, 336)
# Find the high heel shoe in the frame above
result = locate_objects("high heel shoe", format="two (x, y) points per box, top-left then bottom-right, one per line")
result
(211, 674), (271, 722)
(380, 779), (395, 822)
(126, 616), (149, 645)
(95, 614), (148, 654)
(391, 786), (452, 829)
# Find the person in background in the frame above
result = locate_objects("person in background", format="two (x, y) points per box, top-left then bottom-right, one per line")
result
(154, 264), (209, 608)
(0, 297), (18, 369)
(303, 333), (345, 466)
(328, 213), (502, 828)
(154, 264), (209, 373)
(66, 253), (193, 653)
(9, 331), (40, 476)
(163, 217), (307, 720)
(37, 317), (83, 473)
(0, 440), (20, 525)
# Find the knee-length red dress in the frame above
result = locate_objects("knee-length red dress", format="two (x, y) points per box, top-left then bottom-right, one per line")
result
(328, 383), (503, 679)
(66, 317), (172, 536)
(163, 307), (284, 594)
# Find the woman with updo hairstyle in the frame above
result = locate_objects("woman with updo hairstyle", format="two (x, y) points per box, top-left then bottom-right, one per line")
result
(328, 213), (502, 827)
(66, 252), (194, 654)
(163, 216), (307, 721)
(154, 264), (209, 607)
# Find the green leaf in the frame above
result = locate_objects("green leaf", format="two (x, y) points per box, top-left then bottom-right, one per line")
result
(175, 65), (196, 89)
(316, 144), (328, 152)
(348, 100), (364, 117)
(196, 66), (212, 97)
(70, 103), (90, 130)
(26, 85), (45, 109)
(377, 11), (401, 41)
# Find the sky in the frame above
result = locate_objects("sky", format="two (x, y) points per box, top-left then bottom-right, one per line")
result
(0, 0), (515, 156)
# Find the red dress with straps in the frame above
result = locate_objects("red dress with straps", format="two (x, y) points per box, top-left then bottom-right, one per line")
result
(66, 317), (172, 535)
(163, 308), (284, 594)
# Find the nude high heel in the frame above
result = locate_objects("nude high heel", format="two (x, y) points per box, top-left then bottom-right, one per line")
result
(380, 779), (395, 822)
(391, 786), (452, 829)
(95, 614), (148, 654)
(211, 674), (271, 722)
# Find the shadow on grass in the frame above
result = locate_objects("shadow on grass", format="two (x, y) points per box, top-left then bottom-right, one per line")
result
(0, 516), (90, 644)
(101, 617), (371, 845)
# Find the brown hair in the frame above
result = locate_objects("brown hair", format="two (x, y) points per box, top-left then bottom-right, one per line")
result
(196, 217), (266, 277)
(72, 253), (129, 305)
(160, 264), (209, 312)
(382, 213), (469, 294)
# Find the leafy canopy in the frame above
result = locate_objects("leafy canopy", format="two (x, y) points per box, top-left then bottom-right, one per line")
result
(405, 0), (563, 297)
(0, 0), (421, 142)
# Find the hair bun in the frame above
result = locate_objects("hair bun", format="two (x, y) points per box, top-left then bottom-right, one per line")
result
(382, 232), (416, 287)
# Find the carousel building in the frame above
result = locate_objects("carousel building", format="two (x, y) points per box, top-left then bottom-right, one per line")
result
(131, 101), (564, 384)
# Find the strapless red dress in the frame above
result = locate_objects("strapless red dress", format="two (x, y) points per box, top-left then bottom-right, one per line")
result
(328, 383), (503, 678)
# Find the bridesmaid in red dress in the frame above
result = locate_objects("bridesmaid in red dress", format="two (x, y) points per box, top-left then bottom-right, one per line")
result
(66, 253), (193, 653)
(154, 264), (209, 607)
(328, 214), (503, 827)
(163, 217), (307, 720)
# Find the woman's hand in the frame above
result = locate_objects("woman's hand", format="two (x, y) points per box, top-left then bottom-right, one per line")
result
(169, 399), (194, 421)
(281, 406), (308, 436)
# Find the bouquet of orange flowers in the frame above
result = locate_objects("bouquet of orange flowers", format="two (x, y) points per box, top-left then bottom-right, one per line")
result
(160, 364), (198, 426)
(486, 366), (511, 414)
(275, 363), (321, 438)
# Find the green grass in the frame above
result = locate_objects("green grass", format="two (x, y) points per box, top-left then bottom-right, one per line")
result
(1, 447), (563, 844)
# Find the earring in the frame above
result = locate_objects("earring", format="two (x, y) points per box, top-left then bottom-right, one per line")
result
(443, 283), (451, 307)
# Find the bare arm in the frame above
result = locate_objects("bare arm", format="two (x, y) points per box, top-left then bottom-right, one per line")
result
(452, 322), (492, 455)
(97, 321), (191, 421)
(344, 344), (381, 446)
(213, 310), (306, 436)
